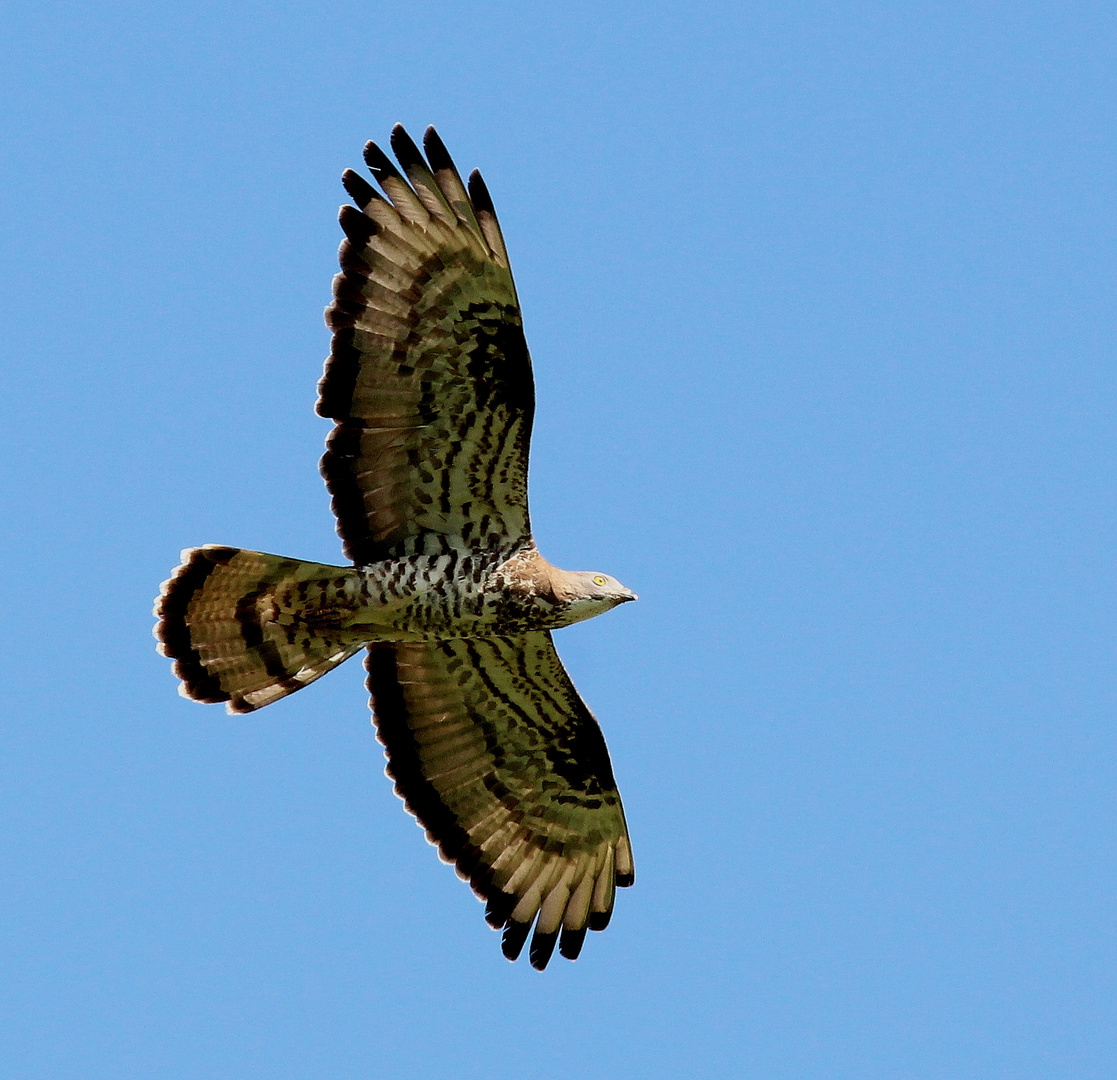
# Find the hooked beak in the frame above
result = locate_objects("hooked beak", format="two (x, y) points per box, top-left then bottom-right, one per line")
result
(617, 589), (638, 603)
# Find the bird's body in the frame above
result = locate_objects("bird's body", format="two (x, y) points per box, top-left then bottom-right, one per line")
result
(156, 125), (636, 970)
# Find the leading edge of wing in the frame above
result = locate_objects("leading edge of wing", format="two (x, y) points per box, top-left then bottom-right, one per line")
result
(366, 632), (634, 970)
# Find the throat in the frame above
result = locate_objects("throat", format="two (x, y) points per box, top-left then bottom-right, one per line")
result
(489, 549), (605, 630)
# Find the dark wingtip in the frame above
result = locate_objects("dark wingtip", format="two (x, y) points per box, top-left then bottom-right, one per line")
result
(341, 168), (377, 209)
(422, 126), (455, 173)
(588, 909), (612, 932)
(467, 169), (495, 215)
(363, 140), (402, 184)
(616, 871), (635, 888)
(484, 890), (516, 930)
(338, 204), (375, 245)
(501, 920), (531, 962)
(389, 124), (425, 170)
(558, 926), (587, 961)
(529, 928), (558, 971)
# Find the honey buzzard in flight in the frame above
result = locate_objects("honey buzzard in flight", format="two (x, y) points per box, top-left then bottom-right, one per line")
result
(155, 125), (636, 970)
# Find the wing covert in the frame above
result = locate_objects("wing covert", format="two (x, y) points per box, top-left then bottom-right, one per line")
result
(366, 632), (634, 970)
(319, 125), (535, 565)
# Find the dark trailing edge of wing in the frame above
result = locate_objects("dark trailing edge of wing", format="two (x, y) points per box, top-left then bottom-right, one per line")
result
(367, 645), (522, 931)
(319, 423), (378, 565)
(316, 329), (359, 418)
(367, 646), (502, 885)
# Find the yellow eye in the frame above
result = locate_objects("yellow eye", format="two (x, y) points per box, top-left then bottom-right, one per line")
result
(593, 575), (607, 586)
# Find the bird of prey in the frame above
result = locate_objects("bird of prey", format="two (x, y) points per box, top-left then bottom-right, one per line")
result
(154, 125), (637, 970)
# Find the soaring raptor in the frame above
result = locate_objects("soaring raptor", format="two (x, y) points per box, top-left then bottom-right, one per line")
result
(155, 125), (636, 970)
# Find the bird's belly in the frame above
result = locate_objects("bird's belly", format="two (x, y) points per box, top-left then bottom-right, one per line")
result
(342, 601), (562, 641)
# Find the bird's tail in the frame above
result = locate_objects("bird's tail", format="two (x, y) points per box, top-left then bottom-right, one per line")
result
(154, 545), (366, 713)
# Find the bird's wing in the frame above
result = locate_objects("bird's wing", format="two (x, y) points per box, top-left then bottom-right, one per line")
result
(319, 125), (534, 564)
(366, 632), (634, 970)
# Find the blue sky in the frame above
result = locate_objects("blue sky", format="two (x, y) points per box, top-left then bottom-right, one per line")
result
(2, 2), (1115, 1077)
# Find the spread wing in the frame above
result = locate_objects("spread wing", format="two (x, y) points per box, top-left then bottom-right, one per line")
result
(367, 632), (634, 970)
(318, 125), (535, 565)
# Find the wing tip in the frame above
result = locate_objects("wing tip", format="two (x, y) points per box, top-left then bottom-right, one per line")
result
(422, 125), (454, 172)
(388, 123), (424, 169)
(338, 204), (376, 245)
(588, 909), (612, 932)
(501, 920), (531, 962)
(484, 890), (517, 929)
(558, 925), (587, 961)
(363, 139), (401, 183)
(467, 169), (495, 216)
(529, 927), (558, 971)
(341, 168), (377, 210)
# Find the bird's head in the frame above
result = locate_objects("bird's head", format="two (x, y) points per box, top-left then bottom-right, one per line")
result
(553, 570), (638, 626)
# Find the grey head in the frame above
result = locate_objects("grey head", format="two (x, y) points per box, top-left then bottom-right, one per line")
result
(553, 570), (638, 627)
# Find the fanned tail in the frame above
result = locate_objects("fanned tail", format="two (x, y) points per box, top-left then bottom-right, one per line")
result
(154, 545), (365, 713)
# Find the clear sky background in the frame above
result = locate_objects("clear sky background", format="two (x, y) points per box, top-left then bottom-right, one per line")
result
(2, 2), (1115, 1077)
